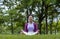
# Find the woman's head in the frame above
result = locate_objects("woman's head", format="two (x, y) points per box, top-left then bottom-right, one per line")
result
(28, 15), (33, 23)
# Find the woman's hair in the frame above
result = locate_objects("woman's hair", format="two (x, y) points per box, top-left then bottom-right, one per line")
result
(28, 14), (34, 22)
(28, 15), (33, 21)
(28, 15), (33, 18)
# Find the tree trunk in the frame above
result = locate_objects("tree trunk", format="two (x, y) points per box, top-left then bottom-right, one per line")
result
(50, 15), (53, 34)
(38, 0), (45, 34)
(26, 8), (29, 23)
(50, 13), (53, 34)
(45, 5), (48, 34)
(38, 16), (42, 34)
(11, 15), (14, 34)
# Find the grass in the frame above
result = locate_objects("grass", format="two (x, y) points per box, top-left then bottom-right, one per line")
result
(0, 34), (60, 39)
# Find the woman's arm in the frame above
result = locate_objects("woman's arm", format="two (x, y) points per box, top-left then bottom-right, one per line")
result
(34, 23), (39, 32)
(24, 23), (28, 32)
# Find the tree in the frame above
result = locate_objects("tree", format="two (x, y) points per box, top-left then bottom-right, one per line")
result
(2, 0), (60, 34)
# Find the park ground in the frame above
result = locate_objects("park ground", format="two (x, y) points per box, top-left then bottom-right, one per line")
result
(0, 33), (60, 39)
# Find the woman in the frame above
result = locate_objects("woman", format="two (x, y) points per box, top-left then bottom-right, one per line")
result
(21, 15), (39, 35)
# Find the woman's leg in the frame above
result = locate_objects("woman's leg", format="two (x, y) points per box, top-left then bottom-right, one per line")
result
(20, 29), (40, 35)
(20, 29), (28, 35)
(33, 30), (40, 35)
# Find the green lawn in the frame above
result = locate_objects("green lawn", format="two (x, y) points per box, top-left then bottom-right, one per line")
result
(0, 34), (60, 39)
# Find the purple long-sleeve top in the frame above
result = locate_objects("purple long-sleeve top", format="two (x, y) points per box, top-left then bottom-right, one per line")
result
(24, 22), (38, 32)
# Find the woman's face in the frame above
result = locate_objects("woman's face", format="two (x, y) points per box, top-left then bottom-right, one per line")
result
(28, 16), (33, 22)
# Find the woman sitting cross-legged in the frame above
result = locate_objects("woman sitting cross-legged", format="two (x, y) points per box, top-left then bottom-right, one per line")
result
(21, 15), (39, 35)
